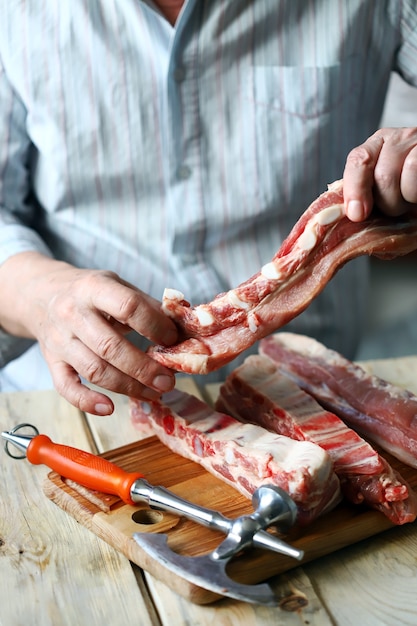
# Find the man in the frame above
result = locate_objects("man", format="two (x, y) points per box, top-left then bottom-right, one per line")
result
(0, 1), (416, 415)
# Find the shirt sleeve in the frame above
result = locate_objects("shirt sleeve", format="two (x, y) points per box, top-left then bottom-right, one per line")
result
(0, 57), (52, 367)
(0, 58), (52, 266)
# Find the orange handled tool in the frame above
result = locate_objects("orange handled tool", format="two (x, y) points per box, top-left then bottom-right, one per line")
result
(1, 424), (148, 506)
(27, 433), (144, 505)
(1, 423), (303, 563)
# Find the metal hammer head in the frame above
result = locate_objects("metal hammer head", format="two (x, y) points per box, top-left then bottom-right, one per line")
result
(252, 484), (298, 530)
(133, 484), (303, 605)
(212, 485), (300, 561)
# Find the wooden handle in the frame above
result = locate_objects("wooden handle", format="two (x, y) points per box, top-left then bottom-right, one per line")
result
(27, 434), (144, 505)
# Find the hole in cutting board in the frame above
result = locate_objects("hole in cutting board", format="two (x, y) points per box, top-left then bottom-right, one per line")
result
(131, 510), (164, 525)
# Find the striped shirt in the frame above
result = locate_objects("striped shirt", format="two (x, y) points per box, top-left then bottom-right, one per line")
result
(0, 0), (416, 386)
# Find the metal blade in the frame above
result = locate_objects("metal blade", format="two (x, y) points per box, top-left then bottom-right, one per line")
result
(133, 532), (279, 605)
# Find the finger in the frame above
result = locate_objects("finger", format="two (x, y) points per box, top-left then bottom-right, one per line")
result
(73, 311), (176, 392)
(48, 349), (168, 416)
(87, 275), (178, 345)
(371, 136), (413, 216)
(49, 360), (116, 415)
(401, 144), (417, 205)
(343, 134), (384, 221)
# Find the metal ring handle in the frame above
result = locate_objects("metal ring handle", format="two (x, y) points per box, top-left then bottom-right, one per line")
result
(3, 423), (39, 459)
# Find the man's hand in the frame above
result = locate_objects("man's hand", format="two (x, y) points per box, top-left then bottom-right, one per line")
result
(0, 252), (178, 415)
(343, 127), (417, 221)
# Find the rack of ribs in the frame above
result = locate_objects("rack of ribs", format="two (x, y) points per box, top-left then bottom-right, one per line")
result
(260, 332), (417, 473)
(216, 353), (417, 526)
(149, 180), (417, 374)
(130, 388), (342, 526)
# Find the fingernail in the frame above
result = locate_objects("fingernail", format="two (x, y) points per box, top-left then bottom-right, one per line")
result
(94, 403), (113, 416)
(153, 374), (175, 392)
(347, 200), (365, 222)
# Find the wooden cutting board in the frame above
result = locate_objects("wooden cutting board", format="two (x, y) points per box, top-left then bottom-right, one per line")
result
(43, 393), (417, 605)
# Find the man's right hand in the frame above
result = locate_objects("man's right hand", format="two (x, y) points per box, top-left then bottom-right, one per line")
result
(0, 252), (178, 415)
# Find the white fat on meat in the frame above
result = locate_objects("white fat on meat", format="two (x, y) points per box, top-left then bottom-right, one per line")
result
(260, 261), (283, 280)
(226, 290), (251, 310)
(315, 204), (344, 226)
(195, 306), (215, 326)
(162, 287), (184, 302)
(294, 204), (344, 253)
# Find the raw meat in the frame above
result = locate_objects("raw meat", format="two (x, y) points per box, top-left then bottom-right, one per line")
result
(130, 389), (341, 526)
(260, 332), (417, 471)
(149, 180), (417, 374)
(216, 354), (417, 525)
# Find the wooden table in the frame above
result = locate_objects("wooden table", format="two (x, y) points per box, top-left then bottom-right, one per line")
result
(1, 357), (417, 626)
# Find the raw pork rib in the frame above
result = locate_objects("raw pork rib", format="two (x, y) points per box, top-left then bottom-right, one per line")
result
(130, 389), (341, 526)
(216, 354), (417, 525)
(260, 332), (417, 471)
(149, 180), (417, 374)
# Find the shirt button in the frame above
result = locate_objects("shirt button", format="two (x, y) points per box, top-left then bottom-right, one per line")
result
(173, 67), (186, 82)
(177, 165), (192, 180)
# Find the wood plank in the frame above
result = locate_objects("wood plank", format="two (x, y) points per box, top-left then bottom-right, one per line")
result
(303, 521), (417, 626)
(0, 390), (158, 626)
(144, 569), (335, 626)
